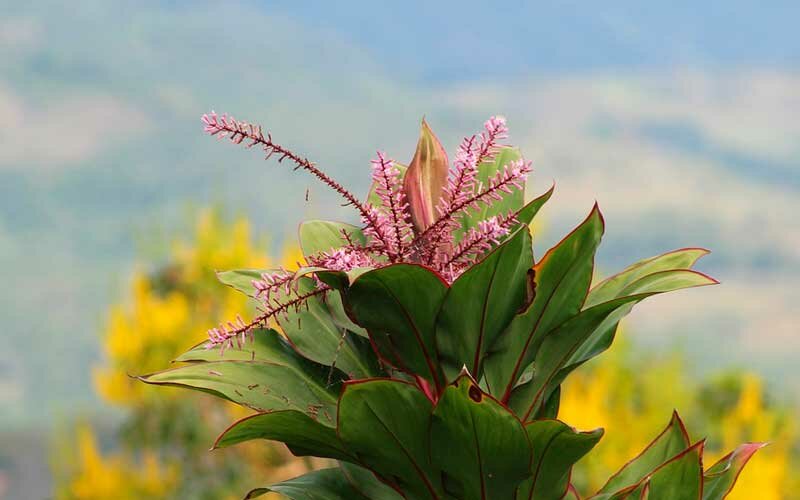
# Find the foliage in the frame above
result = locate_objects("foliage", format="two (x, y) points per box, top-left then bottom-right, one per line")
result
(140, 115), (765, 498)
(560, 339), (800, 498)
(52, 210), (319, 499)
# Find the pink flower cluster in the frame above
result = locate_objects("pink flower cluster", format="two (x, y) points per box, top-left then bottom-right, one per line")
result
(363, 151), (414, 259)
(203, 114), (532, 347)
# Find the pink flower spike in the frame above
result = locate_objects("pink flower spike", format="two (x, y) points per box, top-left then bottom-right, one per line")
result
(370, 151), (413, 257)
(308, 247), (377, 272)
(439, 212), (516, 274)
(476, 116), (509, 164)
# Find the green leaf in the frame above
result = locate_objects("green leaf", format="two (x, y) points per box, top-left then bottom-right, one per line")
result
(637, 441), (704, 500)
(339, 462), (405, 500)
(509, 269), (716, 420)
(404, 118), (449, 231)
(338, 379), (441, 499)
(436, 227), (533, 380)
(429, 373), (532, 500)
(217, 268), (265, 297)
(212, 410), (353, 461)
(516, 184), (555, 227)
(281, 277), (381, 379)
(345, 264), (448, 388)
(215, 271), (379, 378)
(299, 220), (367, 257)
(532, 385), (561, 420)
(594, 411), (691, 495)
(703, 442), (767, 500)
(484, 205), (604, 399)
(141, 332), (341, 426)
(586, 247), (710, 307)
(324, 289), (369, 337)
(517, 420), (603, 500)
(244, 467), (370, 500)
(456, 147), (526, 240)
(562, 269), (718, 380)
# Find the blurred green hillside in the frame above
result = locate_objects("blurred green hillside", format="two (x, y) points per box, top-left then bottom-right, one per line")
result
(1, 0), (798, 433)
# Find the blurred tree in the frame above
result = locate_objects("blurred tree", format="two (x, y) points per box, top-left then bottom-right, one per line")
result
(560, 334), (799, 498)
(51, 210), (323, 499)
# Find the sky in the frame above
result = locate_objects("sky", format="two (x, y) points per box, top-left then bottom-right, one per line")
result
(0, 0), (798, 430)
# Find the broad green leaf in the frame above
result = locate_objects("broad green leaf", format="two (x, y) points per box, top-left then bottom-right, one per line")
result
(430, 374), (531, 500)
(516, 184), (555, 226)
(299, 220), (367, 257)
(216, 271), (379, 378)
(509, 270), (716, 419)
(213, 410), (352, 461)
(703, 442), (767, 500)
(594, 412), (691, 495)
(517, 420), (603, 500)
(281, 277), (380, 379)
(509, 298), (636, 418)
(245, 467), (370, 500)
(345, 264), (448, 388)
(436, 228), (533, 380)
(175, 328), (294, 363)
(217, 268), (266, 297)
(140, 333), (342, 427)
(586, 248), (710, 307)
(456, 147), (525, 240)
(564, 484), (581, 500)
(338, 379), (441, 499)
(638, 441), (704, 500)
(562, 269), (717, 378)
(532, 384), (561, 420)
(339, 462), (405, 500)
(484, 206), (604, 399)
(323, 289), (369, 337)
(404, 119), (449, 231)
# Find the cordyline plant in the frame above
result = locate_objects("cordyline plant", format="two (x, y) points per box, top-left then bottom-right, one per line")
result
(140, 113), (765, 499)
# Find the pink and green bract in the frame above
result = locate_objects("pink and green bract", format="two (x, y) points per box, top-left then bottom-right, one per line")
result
(140, 112), (765, 499)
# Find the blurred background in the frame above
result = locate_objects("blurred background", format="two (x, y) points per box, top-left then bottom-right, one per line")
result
(1, 1), (798, 498)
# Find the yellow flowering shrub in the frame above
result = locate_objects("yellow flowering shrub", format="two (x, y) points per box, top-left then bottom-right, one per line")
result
(55, 425), (179, 500)
(53, 210), (317, 500)
(560, 336), (798, 498)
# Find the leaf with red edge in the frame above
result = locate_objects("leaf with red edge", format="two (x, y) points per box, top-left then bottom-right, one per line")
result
(515, 183), (555, 227)
(213, 410), (353, 461)
(404, 118), (449, 232)
(517, 419), (603, 500)
(430, 372), (532, 500)
(641, 440), (704, 500)
(337, 378), (443, 499)
(703, 442), (768, 500)
(214, 271), (379, 378)
(339, 462), (405, 500)
(593, 411), (692, 496)
(483, 205), (604, 399)
(244, 467), (370, 499)
(344, 264), (448, 389)
(508, 268), (718, 419)
(585, 247), (710, 308)
(591, 441), (704, 500)
(564, 484), (581, 500)
(436, 227), (533, 381)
